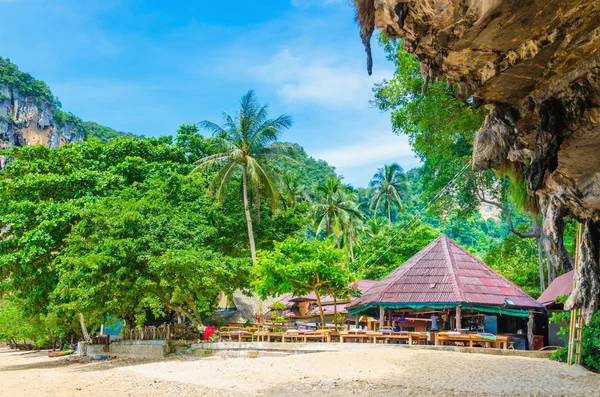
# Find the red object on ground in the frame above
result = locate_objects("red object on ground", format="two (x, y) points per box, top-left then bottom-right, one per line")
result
(204, 327), (217, 340)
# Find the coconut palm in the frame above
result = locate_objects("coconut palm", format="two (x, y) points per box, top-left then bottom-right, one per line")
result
(313, 176), (362, 248)
(194, 90), (293, 265)
(369, 163), (408, 225)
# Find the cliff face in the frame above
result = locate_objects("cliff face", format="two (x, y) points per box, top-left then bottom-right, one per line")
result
(355, 0), (600, 322)
(0, 84), (84, 153)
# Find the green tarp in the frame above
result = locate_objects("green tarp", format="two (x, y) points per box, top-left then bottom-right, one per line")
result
(348, 302), (533, 318)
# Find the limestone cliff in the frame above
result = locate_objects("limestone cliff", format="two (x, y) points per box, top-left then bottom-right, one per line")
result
(354, 0), (600, 322)
(0, 58), (84, 158)
(0, 85), (84, 152)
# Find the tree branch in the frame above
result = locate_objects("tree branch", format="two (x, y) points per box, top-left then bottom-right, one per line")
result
(476, 190), (539, 239)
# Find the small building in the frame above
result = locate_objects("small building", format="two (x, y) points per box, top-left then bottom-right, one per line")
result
(266, 280), (377, 328)
(537, 270), (574, 347)
(347, 235), (545, 349)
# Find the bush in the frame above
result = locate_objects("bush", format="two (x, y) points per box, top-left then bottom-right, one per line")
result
(550, 299), (600, 371)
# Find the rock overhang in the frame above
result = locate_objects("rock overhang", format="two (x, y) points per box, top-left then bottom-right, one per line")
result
(353, 0), (600, 323)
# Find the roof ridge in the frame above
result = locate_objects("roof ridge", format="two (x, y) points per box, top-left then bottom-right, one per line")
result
(442, 235), (465, 302)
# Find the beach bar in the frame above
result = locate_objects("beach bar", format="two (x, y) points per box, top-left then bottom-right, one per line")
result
(347, 235), (545, 350)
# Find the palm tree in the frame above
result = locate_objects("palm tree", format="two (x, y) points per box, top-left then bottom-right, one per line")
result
(369, 163), (408, 225)
(194, 90), (293, 265)
(365, 217), (387, 238)
(313, 176), (362, 248)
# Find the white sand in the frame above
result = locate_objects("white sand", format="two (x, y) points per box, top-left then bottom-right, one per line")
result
(1, 346), (599, 396)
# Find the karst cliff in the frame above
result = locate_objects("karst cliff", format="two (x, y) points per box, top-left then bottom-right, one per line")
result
(354, 0), (600, 322)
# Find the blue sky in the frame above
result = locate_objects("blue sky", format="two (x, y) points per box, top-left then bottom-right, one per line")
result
(0, 0), (419, 186)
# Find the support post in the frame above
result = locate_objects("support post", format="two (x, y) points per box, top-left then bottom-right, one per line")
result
(355, 315), (359, 329)
(527, 310), (534, 350)
(455, 305), (462, 331)
(379, 306), (384, 329)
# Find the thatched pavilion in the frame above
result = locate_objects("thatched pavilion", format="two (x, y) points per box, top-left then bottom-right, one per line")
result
(347, 235), (544, 348)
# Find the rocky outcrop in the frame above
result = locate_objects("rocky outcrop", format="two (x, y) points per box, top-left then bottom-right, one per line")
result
(0, 84), (84, 153)
(355, 0), (600, 322)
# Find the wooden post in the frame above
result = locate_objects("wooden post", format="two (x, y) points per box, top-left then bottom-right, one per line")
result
(379, 306), (384, 329)
(455, 305), (462, 331)
(527, 310), (535, 350)
(355, 315), (359, 329)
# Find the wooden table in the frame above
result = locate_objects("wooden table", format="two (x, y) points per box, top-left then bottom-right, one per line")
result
(226, 330), (254, 342)
(435, 334), (510, 350)
(372, 332), (428, 345)
(281, 332), (331, 343)
(339, 332), (382, 343)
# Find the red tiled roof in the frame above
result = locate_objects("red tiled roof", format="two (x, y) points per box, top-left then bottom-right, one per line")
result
(537, 270), (573, 306)
(348, 235), (543, 310)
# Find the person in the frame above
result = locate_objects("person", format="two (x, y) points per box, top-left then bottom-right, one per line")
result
(431, 313), (440, 332)
(393, 321), (401, 332)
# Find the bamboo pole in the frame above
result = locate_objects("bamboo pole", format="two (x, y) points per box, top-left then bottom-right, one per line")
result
(568, 224), (583, 365)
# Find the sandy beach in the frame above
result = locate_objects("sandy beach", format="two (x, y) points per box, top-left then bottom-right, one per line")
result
(1, 346), (600, 396)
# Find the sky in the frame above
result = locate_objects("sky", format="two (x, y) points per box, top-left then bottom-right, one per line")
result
(0, 0), (420, 186)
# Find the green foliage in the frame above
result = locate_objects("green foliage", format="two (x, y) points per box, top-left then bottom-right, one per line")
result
(0, 57), (56, 106)
(484, 231), (542, 298)
(551, 299), (600, 371)
(82, 121), (135, 143)
(369, 163), (408, 224)
(372, 35), (487, 216)
(175, 123), (206, 162)
(53, 176), (250, 329)
(353, 221), (441, 279)
(254, 238), (356, 326)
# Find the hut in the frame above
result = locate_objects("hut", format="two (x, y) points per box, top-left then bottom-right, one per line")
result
(266, 280), (377, 329)
(537, 270), (574, 347)
(347, 235), (545, 349)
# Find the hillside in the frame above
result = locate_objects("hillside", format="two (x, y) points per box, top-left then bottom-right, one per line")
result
(0, 57), (130, 152)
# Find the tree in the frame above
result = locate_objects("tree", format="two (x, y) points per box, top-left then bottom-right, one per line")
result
(484, 230), (542, 298)
(313, 176), (362, 248)
(253, 238), (356, 327)
(195, 90), (294, 265)
(53, 176), (250, 331)
(353, 221), (441, 280)
(369, 163), (408, 225)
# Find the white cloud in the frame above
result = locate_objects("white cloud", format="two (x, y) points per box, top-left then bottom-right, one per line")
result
(312, 132), (417, 168)
(254, 49), (390, 108)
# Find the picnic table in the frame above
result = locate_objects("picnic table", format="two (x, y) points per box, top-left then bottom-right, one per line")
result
(221, 328), (254, 342)
(339, 331), (382, 343)
(372, 332), (428, 345)
(435, 333), (510, 349)
(281, 331), (331, 343)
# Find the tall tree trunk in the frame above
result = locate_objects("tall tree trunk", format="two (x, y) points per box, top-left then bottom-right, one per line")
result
(349, 232), (355, 262)
(254, 183), (261, 224)
(532, 220), (546, 292)
(314, 291), (326, 329)
(387, 193), (392, 225)
(78, 312), (92, 344)
(326, 216), (331, 236)
(242, 164), (257, 265)
(537, 238), (546, 292)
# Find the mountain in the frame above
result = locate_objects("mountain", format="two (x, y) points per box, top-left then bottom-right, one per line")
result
(0, 57), (130, 154)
